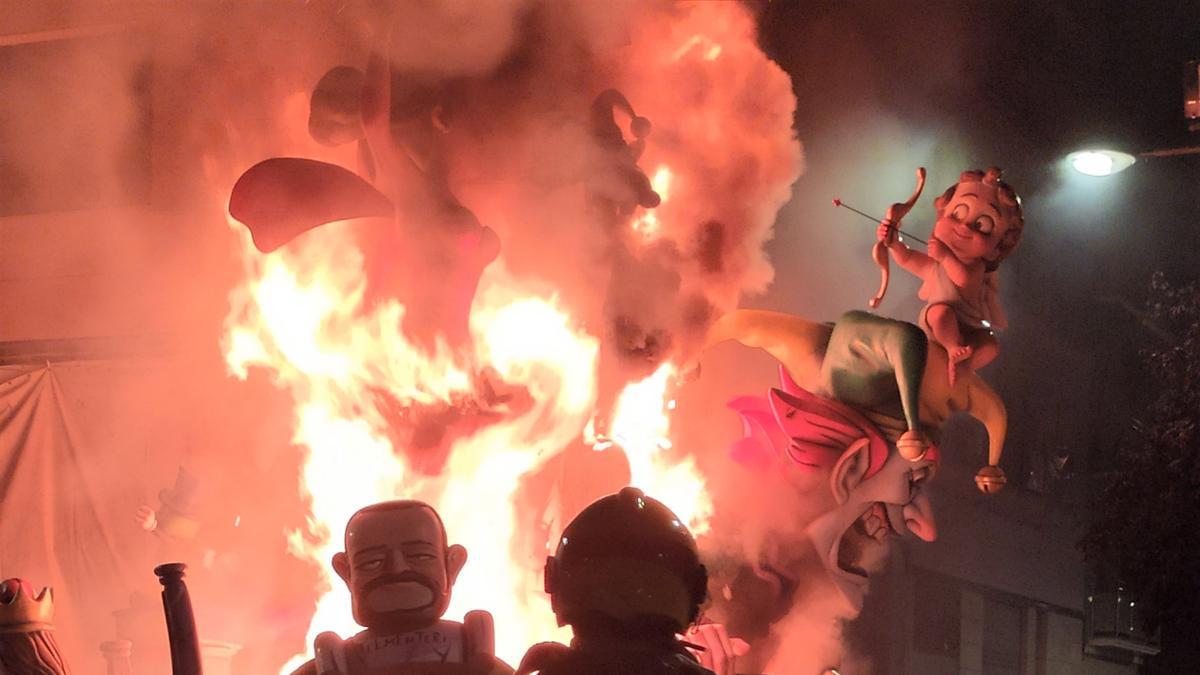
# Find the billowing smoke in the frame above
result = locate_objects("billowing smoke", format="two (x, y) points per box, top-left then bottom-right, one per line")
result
(0, 0), (814, 672)
(10, 1), (1149, 673)
(367, 0), (804, 386)
(217, 0), (805, 670)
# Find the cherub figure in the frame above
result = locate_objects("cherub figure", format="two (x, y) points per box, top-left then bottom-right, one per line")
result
(878, 167), (1024, 384)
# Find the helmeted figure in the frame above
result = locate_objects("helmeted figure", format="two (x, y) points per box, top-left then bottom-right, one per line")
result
(516, 487), (714, 675)
(291, 500), (511, 675)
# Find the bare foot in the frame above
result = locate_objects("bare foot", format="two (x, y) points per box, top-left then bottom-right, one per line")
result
(947, 344), (973, 386)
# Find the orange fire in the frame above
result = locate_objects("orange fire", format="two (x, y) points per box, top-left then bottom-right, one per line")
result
(631, 166), (675, 241)
(604, 363), (711, 536)
(223, 219), (709, 668)
(217, 1), (795, 670)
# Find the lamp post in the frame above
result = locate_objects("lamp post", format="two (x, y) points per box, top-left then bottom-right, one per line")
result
(1067, 59), (1200, 176)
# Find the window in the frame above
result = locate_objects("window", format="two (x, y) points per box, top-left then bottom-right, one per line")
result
(983, 597), (1024, 675)
(913, 574), (961, 657)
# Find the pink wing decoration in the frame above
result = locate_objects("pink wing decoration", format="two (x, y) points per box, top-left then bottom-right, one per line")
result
(728, 370), (892, 478)
(727, 395), (784, 469)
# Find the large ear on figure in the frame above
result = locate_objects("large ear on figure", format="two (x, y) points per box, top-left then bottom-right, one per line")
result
(446, 544), (468, 585)
(332, 551), (351, 585)
(831, 437), (873, 505)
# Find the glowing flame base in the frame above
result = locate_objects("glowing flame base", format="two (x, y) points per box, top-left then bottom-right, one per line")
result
(224, 224), (709, 669)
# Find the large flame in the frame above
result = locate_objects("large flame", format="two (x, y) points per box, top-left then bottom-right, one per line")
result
(223, 217), (709, 669)
(605, 363), (711, 536)
(631, 166), (674, 241)
(216, 1), (798, 669)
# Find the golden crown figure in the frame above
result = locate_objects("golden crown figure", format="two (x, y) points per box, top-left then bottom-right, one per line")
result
(0, 578), (71, 675)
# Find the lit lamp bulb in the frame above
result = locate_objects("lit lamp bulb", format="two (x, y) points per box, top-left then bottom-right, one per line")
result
(1067, 149), (1137, 177)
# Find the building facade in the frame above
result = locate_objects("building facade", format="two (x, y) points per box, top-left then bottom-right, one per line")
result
(848, 422), (1156, 675)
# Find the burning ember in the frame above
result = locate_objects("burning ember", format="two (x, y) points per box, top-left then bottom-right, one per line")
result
(631, 166), (675, 241)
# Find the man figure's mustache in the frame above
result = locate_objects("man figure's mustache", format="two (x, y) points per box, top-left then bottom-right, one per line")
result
(363, 570), (439, 595)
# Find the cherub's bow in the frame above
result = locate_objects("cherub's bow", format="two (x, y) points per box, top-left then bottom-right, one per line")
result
(869, 167), (926, 309)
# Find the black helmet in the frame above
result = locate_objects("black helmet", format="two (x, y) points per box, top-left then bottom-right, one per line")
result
(544, 487), (707, 634)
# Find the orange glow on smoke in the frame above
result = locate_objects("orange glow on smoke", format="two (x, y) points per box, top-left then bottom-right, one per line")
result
(222, 220), (709, 668)
(631, 166), (675, 241)
(672, 34), (723, 62)
(226, 222), (588, 667)
(607, 363), (712, 536)
(216, 1), (793, 669)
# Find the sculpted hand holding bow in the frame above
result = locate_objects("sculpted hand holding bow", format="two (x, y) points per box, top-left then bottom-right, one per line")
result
(869, 168), (926, 310)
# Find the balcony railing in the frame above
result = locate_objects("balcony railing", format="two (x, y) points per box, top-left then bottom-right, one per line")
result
(1085, 589), (1161, 656)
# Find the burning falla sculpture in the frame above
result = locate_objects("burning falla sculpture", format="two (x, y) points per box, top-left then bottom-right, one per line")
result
(706, 310), (1004, 606)
(695, 312), (995, 670)
(711, 370), (942, 671)
(705, 168), (1020, 500)
(226, 13), (668, 473)
(291, 500), (512, 675)
(0, 579), (70, 675)
(587, 89), (675, 440)
(228, 16), (510, 474)
(706, 309), (1007, 487)
(230, 63), (498, 353)
(690, 168), (1022, 670)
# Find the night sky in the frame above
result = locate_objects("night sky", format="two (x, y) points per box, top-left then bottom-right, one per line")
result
(749, 0), (1200, 489)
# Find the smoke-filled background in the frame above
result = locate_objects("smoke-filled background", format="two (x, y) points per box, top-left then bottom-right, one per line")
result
(2, 1), (1199, 674)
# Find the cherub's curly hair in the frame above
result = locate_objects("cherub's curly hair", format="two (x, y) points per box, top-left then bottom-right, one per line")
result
(933, 167), (1024, 272)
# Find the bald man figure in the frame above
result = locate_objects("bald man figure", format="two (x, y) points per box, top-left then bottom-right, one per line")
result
(292, 500), (512, 675)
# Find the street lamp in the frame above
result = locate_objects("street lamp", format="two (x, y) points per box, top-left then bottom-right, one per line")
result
(1067, 59), (1200, 177)
(1066, 145), (1200, 177)
(1067, 149), (1137, 177)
